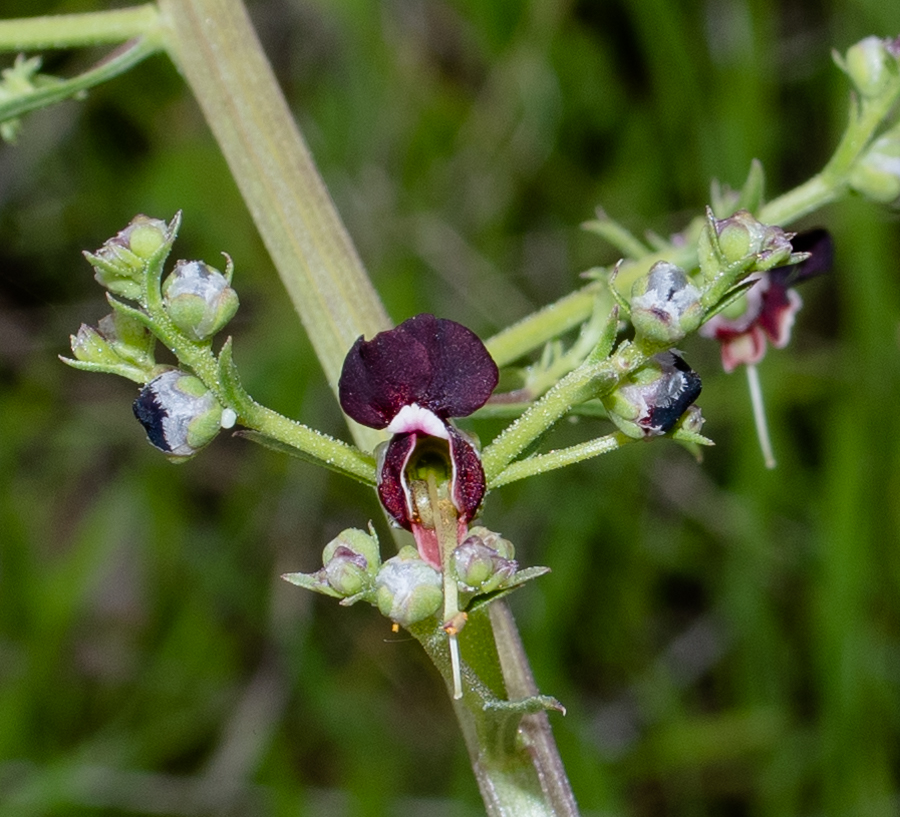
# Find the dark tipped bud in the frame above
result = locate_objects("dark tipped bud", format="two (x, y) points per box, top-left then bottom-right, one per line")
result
(132, 370), (224, 460)
(162, 259), (239, 341)
(375, 546), (443, 627)
(630, 261), (703, 344)
(603, 352), (702, 439)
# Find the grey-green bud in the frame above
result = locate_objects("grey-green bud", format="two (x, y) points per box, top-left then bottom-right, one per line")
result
(163, 260), (239, 341)
(849, 131), (900, 203)
(97, 310), (156, 370)
(375, 546), (443, 627)
(630, 261), (703, 344)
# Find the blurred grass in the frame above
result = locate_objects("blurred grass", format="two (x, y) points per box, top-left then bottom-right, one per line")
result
(1, 0), (899, 815)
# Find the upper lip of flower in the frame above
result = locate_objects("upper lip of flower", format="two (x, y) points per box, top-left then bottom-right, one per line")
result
(338, 313), (499, 430)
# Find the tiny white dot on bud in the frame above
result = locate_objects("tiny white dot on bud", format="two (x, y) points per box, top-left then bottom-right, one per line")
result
(220, 408), (237, 429)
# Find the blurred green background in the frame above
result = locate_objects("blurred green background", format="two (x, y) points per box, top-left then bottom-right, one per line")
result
(1, 1), (899, 815)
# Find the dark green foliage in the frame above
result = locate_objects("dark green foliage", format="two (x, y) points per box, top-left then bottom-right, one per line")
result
(1, 0), (899, 814)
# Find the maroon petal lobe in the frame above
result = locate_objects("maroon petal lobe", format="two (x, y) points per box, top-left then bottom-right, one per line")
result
(447, 425), (487, 524)
(338, 314), (498, 428)
(396, 314), (499, 419)
(377, 432), (417, 530)
(340, 330), (433, 429)
(758, 286), (802, 348)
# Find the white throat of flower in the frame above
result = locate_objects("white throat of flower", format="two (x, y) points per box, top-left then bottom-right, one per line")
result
(387, 403), (449, 439)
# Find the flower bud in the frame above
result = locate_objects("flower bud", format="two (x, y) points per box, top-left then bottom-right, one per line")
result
(849, 131), (900, 203)
(843, 36), (900, 99)
(85, 215), (171, 300)
(712, 210), (793, 270)
(375, 546), (443, 627)
(321, 528), (381, 596)
(132, 370), (225, 459)
(70, 324), (122, 367)
(602, 352), (702, 439)
(630, 261), (703, 344)
(97, 311), (156, 370)
(453, 531), (517, 593)
(162, 260), (239, 341)
(466, 526), (515, 560)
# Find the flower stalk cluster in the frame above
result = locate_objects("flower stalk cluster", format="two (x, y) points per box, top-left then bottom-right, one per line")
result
(25, 12), (900, 812)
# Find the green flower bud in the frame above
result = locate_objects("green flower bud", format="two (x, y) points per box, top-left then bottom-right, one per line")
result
(97, 310), (156, 370)
(65, 313), (157, 383)
(323, 548), (369, 596)
(163, 260), (239, 341)
(843, 36), (900, 99)
(466, 526), (515, 560)
(85, 215), (171, 300)
(321, 527), (381, 597)
(70, 324), (121, 367)
(717, 210), (793, 269)
(375, 546), (443, 627)
(453, 531), (517, 593)
(132, 370), (225, 460)
(849, 131), (900, 203)
(630, 261), (703, 344)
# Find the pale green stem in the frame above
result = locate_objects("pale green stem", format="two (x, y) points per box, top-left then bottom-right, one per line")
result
(745, 363), (776, 470)
(482, 341), (648, 483)
(491, 432), (629, 488)
(0, 5), (160, 50)
(489, 603), (580, 816)
(0, 37), (162, 125)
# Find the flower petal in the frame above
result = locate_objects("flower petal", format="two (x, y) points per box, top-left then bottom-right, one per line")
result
(396, 314), (499, 419)
(447, 425), (487, 524)
(338, 314), (498, 428)
(377, 432), (417, 529)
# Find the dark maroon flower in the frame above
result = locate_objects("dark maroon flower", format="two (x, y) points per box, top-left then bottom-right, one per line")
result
(701, 229), (833, 372)
(339, 314), (499, 568)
